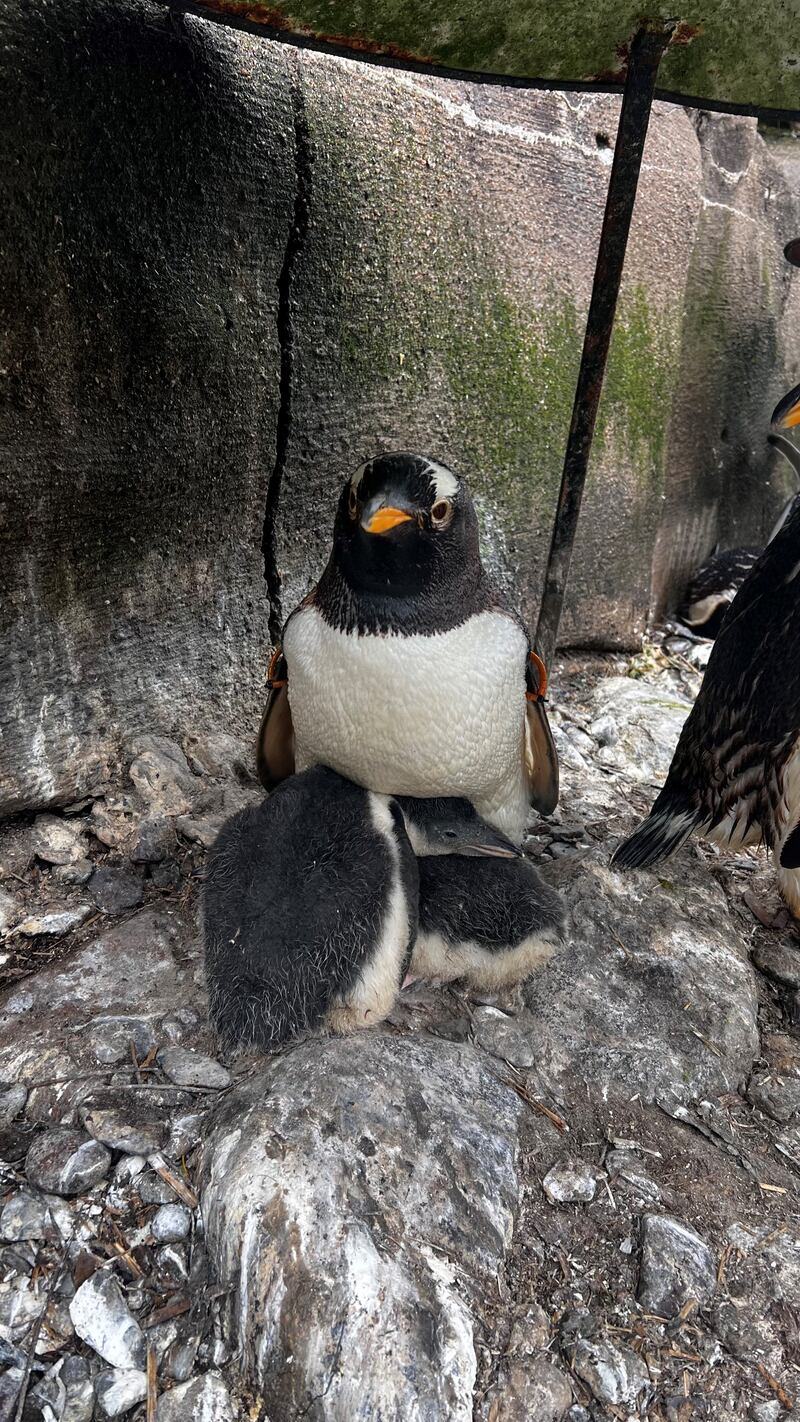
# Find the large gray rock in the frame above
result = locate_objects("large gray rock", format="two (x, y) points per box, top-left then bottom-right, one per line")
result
(523, 845), (759, 1103)
(0, 909), (203, 1112)
(1, 1), (799, 816)
(202, 1034), (523, 1419)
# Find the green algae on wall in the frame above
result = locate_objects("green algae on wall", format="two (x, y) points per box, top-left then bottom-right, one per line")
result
(597, 282), (680, 484)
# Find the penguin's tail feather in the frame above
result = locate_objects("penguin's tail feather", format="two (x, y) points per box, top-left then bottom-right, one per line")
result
(611, 794), (700, 870)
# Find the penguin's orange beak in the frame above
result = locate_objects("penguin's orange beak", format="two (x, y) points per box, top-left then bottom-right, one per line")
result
(771, 382), (800, 431)
(362, 506), (414, 535)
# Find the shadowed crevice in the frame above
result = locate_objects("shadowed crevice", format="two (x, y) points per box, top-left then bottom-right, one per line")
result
(262, 62), (312, 645)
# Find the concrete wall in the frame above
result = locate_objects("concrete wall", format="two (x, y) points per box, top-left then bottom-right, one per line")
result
(1, 0), (799, 814)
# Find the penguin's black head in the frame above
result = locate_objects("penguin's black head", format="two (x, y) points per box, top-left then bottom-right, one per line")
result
(394, 795), (522, 859)
(330, 452), (481, 611)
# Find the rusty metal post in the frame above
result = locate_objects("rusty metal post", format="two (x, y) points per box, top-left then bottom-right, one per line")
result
(534, 21), (675, 670)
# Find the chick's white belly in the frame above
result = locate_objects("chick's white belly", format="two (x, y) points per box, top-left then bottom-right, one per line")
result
(284, 607), (528, 835)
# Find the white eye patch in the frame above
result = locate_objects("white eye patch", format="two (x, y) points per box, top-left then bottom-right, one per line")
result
(424, 459), (459, 500)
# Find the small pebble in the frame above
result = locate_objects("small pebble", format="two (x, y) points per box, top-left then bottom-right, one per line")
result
(573, 1337), (648, 1407)
(63, 1356), (91, 1384)
(638, 1213), (716, 1317)
(166, 1334), (200, 1382)
(0, 1083), (28, 1125)
(471, 1006), (536, 1069)
(89, 867), (144, 915)
(507, 1302), (550, 1355)
(138, 1171), (178, 1205)
(159, 1046), (231, 1090)
(17, 906), (91, 936)
(86, 1016), (157, 1066)
(26, 1126), (111, 1197)
(90, 801), (136, 850)
(53, 858), (95, 885)
(750, 1402), (784, 1422)
(151, 1203), (192, 1243)
(156, 1370), (233, 1421)
(81, 1107), (168, 1157)
(751, 940), (800, 989)
(0, 1370), (25, 1415)
(129, 817), (174, 864)
(31, 814), (86, 866)
(95, 1368), (148, 1417)
(169, 1111), (206, 1157)
(0, 1190), (52, 1242)
(150, 860), (180, 891)
(155, 1243), (189, 1281)
(114, 1155), (147, 1184)
(543, 1158), (597, 1203)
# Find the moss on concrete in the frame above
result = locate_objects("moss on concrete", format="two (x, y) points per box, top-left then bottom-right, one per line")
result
(598, 283), (680, 483)
(193, 0), (800, 114)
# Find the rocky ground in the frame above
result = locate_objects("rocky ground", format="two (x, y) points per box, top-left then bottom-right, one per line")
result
(1, 642), (799, 1422)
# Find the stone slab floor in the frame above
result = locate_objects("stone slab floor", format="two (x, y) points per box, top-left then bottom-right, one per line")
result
(1, 644), (799, 1422)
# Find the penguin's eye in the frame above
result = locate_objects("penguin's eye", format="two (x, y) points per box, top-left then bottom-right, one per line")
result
(348, 486), (358, 519)
(430, 498), (452, 527)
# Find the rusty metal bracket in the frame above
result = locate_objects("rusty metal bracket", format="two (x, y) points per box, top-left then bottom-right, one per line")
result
(534, 20), (675, 671)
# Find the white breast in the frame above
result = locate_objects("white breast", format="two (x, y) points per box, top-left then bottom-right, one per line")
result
(283, 606), (530, 840)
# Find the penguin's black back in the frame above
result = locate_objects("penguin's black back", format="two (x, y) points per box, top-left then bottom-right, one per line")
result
(679, 547), (760, 637)
(417, 855), (566, 949)
(203, 766), (418, 1049)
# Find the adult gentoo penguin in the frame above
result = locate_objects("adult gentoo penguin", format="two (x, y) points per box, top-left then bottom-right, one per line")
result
(612, 482), (800, 914)
(413, 853), (567, 990)
(203, 766), (520, 1051)
(257, 453), (558, 844)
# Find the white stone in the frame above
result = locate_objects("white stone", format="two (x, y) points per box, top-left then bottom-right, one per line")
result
(69, 1272), (146, 1370)
(543, 1159), (597, 1204)
(95, 1369), (148, 1417)
(17, 906), (91, 937)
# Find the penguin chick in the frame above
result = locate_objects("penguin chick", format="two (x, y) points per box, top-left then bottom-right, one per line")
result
(613, 496), (800, 915)
(203, 766), (419, 1051)
(411, 854), (567, 991)
(257, 452), (558, 844)
(393, 794), (523, 858)
(203, 769), (521, 1051)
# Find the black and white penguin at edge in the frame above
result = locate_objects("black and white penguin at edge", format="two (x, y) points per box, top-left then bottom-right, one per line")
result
(614, 378), (800, 916)
(257, 452), (559, 845)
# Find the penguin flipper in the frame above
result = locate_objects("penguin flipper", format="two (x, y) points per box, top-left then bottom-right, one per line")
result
(256, 652), (295, 791)
(780, 821), (800, 870)
(525, 653), (559, 816)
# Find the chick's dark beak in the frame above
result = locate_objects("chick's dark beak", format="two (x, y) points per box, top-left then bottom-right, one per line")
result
(361, 498), (416, 536)
(771, 382), (800, 432)
(459, 835), (522, 859)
